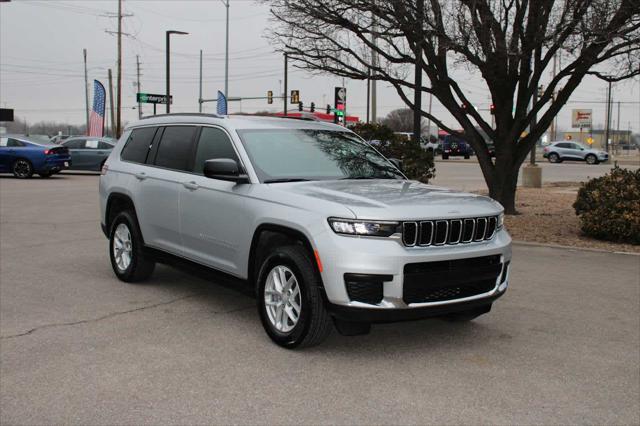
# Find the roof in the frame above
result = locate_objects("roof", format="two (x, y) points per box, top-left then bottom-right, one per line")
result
(127, 113), (346, 132)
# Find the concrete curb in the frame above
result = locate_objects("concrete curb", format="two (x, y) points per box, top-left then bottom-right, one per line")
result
(513, 240), (640, 256)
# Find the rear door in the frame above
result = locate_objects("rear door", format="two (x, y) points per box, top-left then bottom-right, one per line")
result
(179, 126), (250, 275)
(137, 125), (198, 255)
(63, 139), (87, 169)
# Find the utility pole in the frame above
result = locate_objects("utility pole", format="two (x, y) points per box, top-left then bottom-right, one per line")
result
(283, 52), (288, 117)
(116, 0), (122, 138)
(136, 55), (142, 119)
(166, 30), (189, 114)
(223, 0), (229, 99)
(199, 49), (203, 113)
(108, 69), (116, 138)
(366, 68), (370, 123)
(413, 0), (424, 145)
(530, 85), (542, 165)
(83, 49), (89, 135)
(604, 80), (612, 153)
(616, 100), (620, 151)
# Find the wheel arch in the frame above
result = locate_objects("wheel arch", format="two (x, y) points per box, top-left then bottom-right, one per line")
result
(247, 224), (321, 289)
(105, 193), (139, 236)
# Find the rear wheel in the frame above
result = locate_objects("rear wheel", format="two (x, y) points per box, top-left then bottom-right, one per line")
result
(585, 154), (598, 165)
(257, 245), (332, 348)
(548, 152), (561, 163)
(12, 159), (33, 178)
(109, 210), (155, 282)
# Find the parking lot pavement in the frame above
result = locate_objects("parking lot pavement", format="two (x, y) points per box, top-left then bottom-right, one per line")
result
(431, 160), (639, 191)
(1, 174), (639, 425)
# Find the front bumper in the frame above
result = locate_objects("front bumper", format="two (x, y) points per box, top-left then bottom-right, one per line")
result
(314, 228), (512, 319)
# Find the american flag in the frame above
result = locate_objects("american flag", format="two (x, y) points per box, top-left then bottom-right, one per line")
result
(216, 90), (227, 115)
(88, 80), (106, 137)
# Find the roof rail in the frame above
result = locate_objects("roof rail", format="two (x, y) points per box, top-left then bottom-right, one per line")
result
(140, 113), (223, 120)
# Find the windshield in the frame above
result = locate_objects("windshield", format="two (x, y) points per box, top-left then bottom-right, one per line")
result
(237, 129), (405, 183)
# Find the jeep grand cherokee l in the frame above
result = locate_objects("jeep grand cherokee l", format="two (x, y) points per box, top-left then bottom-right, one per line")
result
(99, 114), (512, 348)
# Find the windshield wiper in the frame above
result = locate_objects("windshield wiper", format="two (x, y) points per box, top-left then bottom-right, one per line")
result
(263, 178), (312, 183)
(340, 176), (380, 180)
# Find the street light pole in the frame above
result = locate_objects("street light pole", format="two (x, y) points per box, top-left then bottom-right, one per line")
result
(166, 30), (189, 114)
(222, 0), (230, 99)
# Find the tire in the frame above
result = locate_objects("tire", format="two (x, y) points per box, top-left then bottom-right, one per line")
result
(12, 159), (33, 179)
(38, 172), (52, 178)
(585, 154), (598, 165)
(548, 152), (561, 163)
(257, 245), (333, 349)
(442, 154), (449, 160)
(442, 304), (492, 322)
(109, 210), (155, 282)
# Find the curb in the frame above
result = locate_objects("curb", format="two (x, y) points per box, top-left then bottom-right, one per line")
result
(512, 240), (640, 256)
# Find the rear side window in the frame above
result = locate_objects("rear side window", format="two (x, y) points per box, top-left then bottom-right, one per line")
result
(556, 143), (569, 148)
(121, 127), (157, 163)
(98, 142), (113, 149)
(192, 127), (239, 175)
(64, 139), (86, 149)
(154, 126), (197, 171)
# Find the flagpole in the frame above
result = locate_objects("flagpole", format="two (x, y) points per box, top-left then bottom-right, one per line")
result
(83, 49), (89, 135)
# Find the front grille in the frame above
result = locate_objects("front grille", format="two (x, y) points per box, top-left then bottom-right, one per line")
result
(402, 216), (498, 247)
(403, 255), (502, 304)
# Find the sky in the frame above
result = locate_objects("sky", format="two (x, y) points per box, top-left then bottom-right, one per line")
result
(1, 0), (639, 135)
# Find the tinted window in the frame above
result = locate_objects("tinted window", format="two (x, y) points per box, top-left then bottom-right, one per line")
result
(193, 127), (239, 174)
(5, 138), (25, 147)
(121, 127), (156, 163)
(64, 139), (86, 149)
(98, 141), (113, 149)
(154, 126), (197, 171)
(556, 143), (570, 148)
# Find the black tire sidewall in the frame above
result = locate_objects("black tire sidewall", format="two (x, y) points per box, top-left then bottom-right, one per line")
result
(549, 153), (559, 163)
(586, 154), (597, 164)
(256, 248), (316, 348)
(12, 159), (33, 178)
(109, 211), (143, 281)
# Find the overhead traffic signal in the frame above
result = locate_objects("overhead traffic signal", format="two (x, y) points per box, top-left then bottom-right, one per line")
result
(291, 90), (300, 104)
(490, 104), (495, 115)
(310, 102), (315, 112)
(298, 102), (304, 112)
(326, 104), (331, 114)
(267, 90), (273, 104)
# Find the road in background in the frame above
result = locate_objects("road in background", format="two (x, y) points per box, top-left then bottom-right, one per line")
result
(431, 160), (640, 191)
(1, 175), (638, 424)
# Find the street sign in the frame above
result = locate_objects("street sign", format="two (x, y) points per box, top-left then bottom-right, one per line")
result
(291, 90), (300, 104)
(571, 109), (592, 128)
(136, 93), (172, 104)
(0, 108), (14, 122)
(586, 137), (594, 145)
(334, 87), (346, 124)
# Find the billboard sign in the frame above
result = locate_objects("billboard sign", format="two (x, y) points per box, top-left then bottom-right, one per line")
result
(572, 109), (592, 128)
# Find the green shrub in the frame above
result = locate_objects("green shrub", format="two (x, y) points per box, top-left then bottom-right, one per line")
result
(349, 122), (435, 183)
(573, 167), (640, 244)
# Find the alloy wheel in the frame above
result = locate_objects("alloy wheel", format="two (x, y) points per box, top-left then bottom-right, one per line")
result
(13, 160), (31, 177)
(113, 223), (133, 271)
(264, 265), (302, 333)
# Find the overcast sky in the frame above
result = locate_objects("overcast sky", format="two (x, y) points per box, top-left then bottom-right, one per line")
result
(1, 0), (639, 134)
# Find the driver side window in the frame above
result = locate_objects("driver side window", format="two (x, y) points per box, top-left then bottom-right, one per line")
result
(192, 127), (239, 175)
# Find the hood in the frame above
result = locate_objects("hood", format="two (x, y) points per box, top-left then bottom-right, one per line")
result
(278, 179), (502, 220)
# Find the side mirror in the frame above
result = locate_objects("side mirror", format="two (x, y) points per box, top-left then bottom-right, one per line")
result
(203, 159), (249, 183)
(389, 157), (403, 171)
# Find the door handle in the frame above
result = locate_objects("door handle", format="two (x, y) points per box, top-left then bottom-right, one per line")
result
(135, 172), (147, 181)
(183, 181), (199, 190)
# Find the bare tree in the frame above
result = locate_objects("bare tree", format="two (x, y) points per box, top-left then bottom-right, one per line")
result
(267, 0), (640, 213)
(382, 108), (429, 134)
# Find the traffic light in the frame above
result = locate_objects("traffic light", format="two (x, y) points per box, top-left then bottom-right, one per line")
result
(291, 90), (300, 104)
(267, 90), (273, 104)
(490, 104), (495, 115)
(326, 104), (331, 114)
(336, 103), (345, 116)
(310, 102), (315, 112)
(298, 102), (303, 112)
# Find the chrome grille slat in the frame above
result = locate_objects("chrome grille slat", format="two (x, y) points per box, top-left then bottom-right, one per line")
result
(402, 216), (498, 247)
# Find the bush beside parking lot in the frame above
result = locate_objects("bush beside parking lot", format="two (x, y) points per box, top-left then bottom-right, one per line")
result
(573, 167), (640, 245)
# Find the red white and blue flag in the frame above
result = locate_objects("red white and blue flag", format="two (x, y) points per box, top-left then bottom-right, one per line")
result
(88, 80), (106, 137)
(216, 90), (227, 115)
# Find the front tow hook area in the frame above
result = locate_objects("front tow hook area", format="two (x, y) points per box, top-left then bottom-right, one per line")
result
(333, 318), (371, 336)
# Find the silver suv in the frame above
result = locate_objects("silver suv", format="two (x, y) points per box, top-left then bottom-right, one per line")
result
(99, 114), (512, 348)
(543, 141), (609, 164)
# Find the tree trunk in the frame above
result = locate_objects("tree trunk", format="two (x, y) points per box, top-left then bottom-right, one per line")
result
(488, 163), (519, 215)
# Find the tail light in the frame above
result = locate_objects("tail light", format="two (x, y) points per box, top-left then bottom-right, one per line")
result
(101, 163), (109, 175)
(543, 146), (549, 153)
(44, 149), (53, 155)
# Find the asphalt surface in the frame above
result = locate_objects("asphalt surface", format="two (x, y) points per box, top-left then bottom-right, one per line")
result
(1, 174), (639, 425)
(431, 159), (639, 191)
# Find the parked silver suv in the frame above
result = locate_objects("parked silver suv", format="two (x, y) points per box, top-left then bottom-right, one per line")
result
(99, 114), (512, 348)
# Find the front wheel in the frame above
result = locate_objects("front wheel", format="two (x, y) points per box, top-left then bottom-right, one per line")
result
(109, 210), (155, 282)
(12, 159), (33, 178)
(257, 245), (333, 348)
(585, 154), (599, 165)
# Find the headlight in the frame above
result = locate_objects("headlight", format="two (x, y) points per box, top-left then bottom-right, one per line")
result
(497, 212), (505, 229)
(328, 218), (399, 237)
